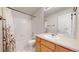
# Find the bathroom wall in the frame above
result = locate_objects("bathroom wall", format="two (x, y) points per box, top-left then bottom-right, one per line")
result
(76, 7), (79, 41)
(12, 10), (32, 52)
(31, 8), (45, 35)
(45, 14), (58, 34)
(46, 8), (73, 34)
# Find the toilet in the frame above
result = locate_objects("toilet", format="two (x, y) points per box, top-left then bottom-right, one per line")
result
(27, 40), (35, 51)
(28, 40), (35, 47)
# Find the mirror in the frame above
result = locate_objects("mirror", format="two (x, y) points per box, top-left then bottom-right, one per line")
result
(44, 7), (77, 38)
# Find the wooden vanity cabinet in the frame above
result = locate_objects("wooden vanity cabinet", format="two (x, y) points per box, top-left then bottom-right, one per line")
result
(36, 36), (41, 52)
(41, 45), (52, 52)
(36, 36), (74, 52)
(55, 45), (73, 52)
(41, 39), (55, 52)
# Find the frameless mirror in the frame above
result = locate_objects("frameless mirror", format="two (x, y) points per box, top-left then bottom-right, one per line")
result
(44, 7), (77, 38)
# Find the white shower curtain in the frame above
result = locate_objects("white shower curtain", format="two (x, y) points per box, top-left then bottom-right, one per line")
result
(58, 13), (72, 37)
(71, 12), (77, 38)
(58, 12), (77, 38)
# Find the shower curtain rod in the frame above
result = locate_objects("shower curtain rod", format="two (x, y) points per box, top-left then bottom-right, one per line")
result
(7, 7), (36, 17)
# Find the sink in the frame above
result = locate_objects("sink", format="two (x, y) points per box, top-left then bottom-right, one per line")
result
(42, 33), (61, 39)
(51, 34), (55, 36)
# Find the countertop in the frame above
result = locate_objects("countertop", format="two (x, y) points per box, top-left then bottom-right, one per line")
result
(35, 33), (79, 51)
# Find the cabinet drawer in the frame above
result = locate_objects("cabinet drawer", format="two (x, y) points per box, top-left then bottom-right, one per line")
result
(41, 39), (55, 51)
(56, 45), (73, 52)
(41, 45), (53, 52)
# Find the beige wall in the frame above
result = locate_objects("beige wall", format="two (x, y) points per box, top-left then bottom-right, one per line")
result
(32, 8), (45, 34)
(76, 7), (79, 41)
(12, 10), (32, 52)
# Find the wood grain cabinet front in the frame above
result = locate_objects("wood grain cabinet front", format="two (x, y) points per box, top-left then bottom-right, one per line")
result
(36, 36), (41, 52)
(41, 39), (56, 51)
(41, 45), (53, 52)
(56, 45), (73, 52)
(36, 36), (74, 52)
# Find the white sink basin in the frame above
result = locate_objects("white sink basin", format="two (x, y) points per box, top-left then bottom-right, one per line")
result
(42, 34), (61, 39)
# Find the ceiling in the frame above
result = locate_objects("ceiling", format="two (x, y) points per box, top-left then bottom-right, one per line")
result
(11, 7), (41, 16)
(45, 7), (70, 17)
(10, 7), (69, 17)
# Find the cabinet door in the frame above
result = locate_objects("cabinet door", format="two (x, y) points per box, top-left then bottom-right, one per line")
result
(41, 39), (56, 51)
(41, 45), (52, 52)
(36, 36), (41, 52)
(56, 45), (73, 52)
(0, 7), (2, 16)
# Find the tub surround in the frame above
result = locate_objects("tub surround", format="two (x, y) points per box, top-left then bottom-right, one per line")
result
(35, 33), (79, 52)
